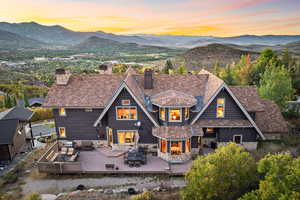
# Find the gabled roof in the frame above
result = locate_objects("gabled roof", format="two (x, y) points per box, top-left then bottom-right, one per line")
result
(255, 99), (288, 133)
(18, 97), (45, 107)
(93, 72), (159, 127)
(0, 106), (34, 121)
(151, 90), (197, 107)
(43, 75), (124, 108)
(229, 86), (264, 112)
(0, 119), (19, 144)
(152, 126), (193, 139)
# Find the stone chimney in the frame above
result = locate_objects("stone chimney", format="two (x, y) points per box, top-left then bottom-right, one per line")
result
(144, 69), (153, 89)
(55, 68), (71, 85)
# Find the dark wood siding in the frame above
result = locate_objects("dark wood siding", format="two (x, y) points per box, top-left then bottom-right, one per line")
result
(199, 89), (247, 120)
(0, 145), (11, 161)
(191, 136), (199, 148)
(104, 88), (157, 144)
(217, 128), (258, 142)
(54, 109), (106, 140)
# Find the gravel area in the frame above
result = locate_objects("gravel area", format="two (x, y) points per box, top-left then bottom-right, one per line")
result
(22, 176), (185, 195)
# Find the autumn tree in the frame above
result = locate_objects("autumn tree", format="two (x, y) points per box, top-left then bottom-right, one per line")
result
(258, 65), (293, 109)
(181, 143), (258, 200)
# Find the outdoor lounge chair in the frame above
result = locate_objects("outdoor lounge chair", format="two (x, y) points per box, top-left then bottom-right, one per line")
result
(61, 147), (68, 155)
(81, 141), (94, 151)
(67, 148), (74, 155)
(69, 152), (78, 162)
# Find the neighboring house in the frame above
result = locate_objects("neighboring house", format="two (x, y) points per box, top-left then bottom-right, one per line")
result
(18, 97), (45, 107)
(43, 68), (287, 163)
(0, 106), (34, 162)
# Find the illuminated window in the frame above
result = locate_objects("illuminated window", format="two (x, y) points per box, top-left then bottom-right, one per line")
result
(59, 108), (66, 116)
(206, 128), (214, 133)
(159, 107), (165, 121)
(171, 141), (182, 155)
(59, 127), (66, 138)
(233, 135), (242, 144)
(216, 98), (225, 118)
(186, 139), (190, 153)
(116, 106), (137, 120)
(169, 108), (181, 122)
(185, 108), (189, 119)
(160, 139), (167, 153)
(121, 100), (130, 105)
(117, 131), (137, 144)
(85, 108), (93, 112)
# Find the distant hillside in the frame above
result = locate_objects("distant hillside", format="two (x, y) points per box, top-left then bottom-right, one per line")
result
(72, 36), (171, 55)
(183, 43), (259, 70)
(0, 29), (46, 50)
(0, 22), (300, 48)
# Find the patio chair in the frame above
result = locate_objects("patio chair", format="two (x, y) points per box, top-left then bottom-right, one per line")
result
(69, 152), (78, 162)
(81, 141), (94, 151)
(67, 148), (74, 156)
(105, 163), (115, 169)
(61, 147), (68, 155)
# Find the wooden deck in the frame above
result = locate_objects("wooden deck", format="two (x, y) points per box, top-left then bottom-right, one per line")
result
(37, 143), (192, 175)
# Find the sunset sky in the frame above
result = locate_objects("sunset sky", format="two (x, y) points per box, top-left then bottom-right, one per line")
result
(1, 0), (300, 36)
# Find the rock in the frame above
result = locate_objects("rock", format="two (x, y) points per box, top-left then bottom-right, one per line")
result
(76, 184), (86, 191)
(153, 187), (161, 192)
(88, 188), (95, 192)
(57, 193), (66, 198)
(104, 189), (113, 194)
(98, 189), (104, 193)
(41, 194), (57, 200)
(69, 190), (80, 196)
(119, 188), (128, 193)
(142, 188), (149, 193)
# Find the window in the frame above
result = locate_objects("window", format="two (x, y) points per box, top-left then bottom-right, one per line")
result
(59, 127), (66, 138)
(216, 98), (225, 118)
(233, 135), (242, 144)
(160, 139), (167, 153)
(116, 106), (137, 120)
(185, 108), (189, 119)
(171, 141), (182, 155)
(186, 139), (191, 153)
(59, 108), (66, 116)
(121, 100), (130, 105)
(85, 108), (93, 112)
(159, 107), (165, 121)
(169, 108), (182, 122)
(206, 128), (214, 133)
(117, 131), (137, 144)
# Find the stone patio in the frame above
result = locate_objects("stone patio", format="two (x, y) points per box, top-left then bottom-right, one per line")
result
(78, 147), (193, 175)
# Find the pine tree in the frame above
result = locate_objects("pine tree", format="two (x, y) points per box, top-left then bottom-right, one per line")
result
(24, 93), (30, 107)
(162, 59), (174, 74)
(258, 65), (293, 109)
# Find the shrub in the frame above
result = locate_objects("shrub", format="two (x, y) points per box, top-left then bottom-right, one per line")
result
(181, 143), (258, 200)
(2, 171), (18, 184)
(30, 108), (53, 122)
(24, 193), (42, 200)
(130, 191), (154, 200)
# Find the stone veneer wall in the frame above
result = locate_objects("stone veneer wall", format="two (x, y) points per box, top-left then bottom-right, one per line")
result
(217, 142), (257, 151)
(157, 150), (191, 163)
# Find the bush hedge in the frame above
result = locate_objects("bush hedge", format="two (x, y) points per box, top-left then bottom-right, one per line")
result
(30, 108), (54, 122)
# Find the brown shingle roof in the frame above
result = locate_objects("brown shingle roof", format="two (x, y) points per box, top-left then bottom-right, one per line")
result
(152, 126), (193, 139)
(43, 75), (124, 108)
(255, 99), (288, 133)
(229, 86), (264, 112)
(151, 90), (197, 107)
(135, 74), (209, 97)
(192, 120), (252, 127)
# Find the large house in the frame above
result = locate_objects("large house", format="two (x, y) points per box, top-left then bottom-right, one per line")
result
(43, 68), (287, 163)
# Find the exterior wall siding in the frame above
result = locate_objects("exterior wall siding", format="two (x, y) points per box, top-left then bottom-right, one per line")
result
(9, 122), (27, 160)
(217, 128), (258, 142)
(199, 89), (247, 120)
(105, 88), (157, 144)
(54, 108), (106, 140)
(0, 144), (11, 161)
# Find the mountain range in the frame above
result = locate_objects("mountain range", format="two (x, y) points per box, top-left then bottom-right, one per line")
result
(1, 22), (300, 50)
